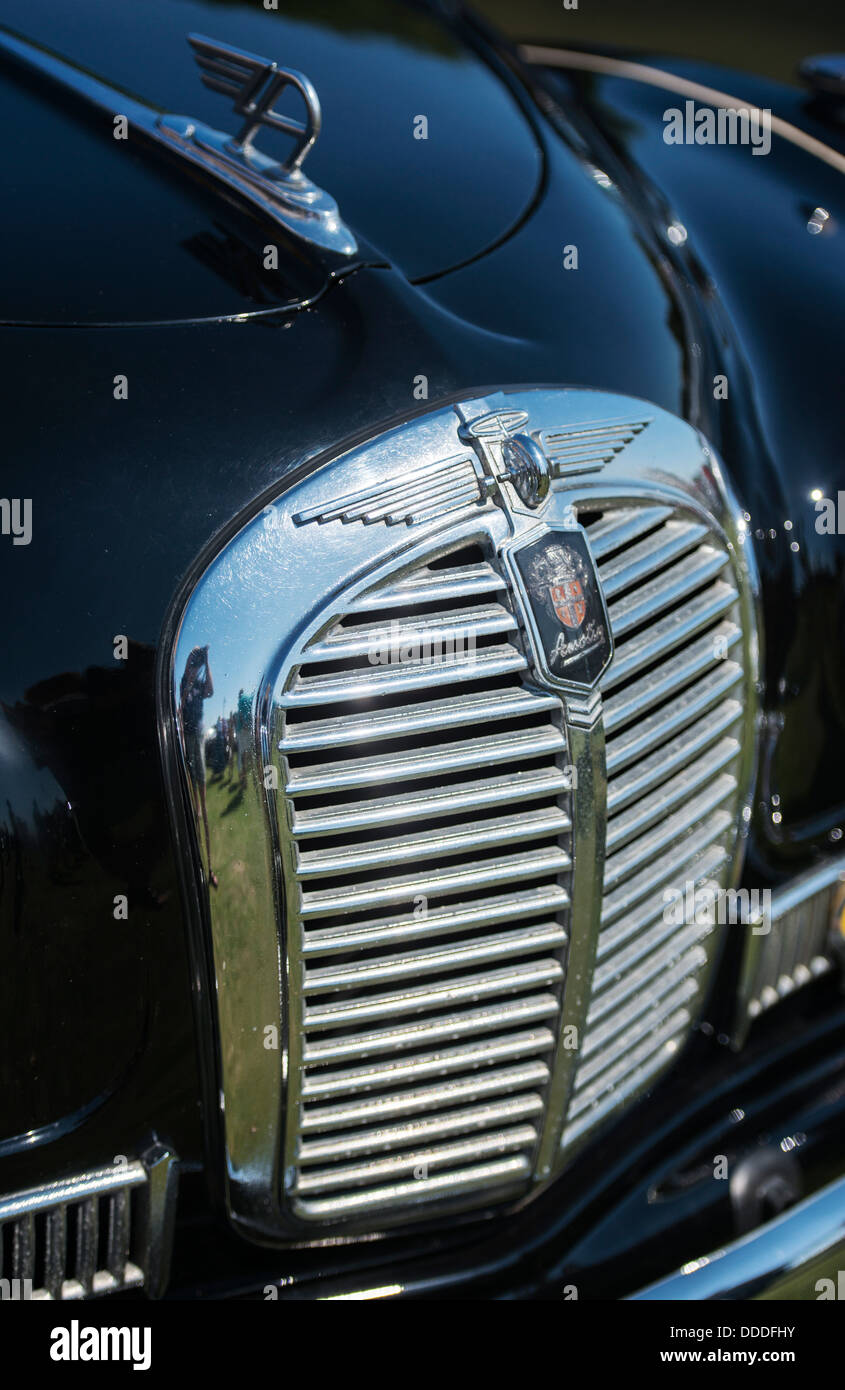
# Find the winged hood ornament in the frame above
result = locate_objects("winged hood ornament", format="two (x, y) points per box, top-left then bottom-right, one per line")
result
(0, 27), (357, 258)
(187, 33), (321, 171)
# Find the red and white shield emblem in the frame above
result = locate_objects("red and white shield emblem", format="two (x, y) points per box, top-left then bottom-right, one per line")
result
(550, 580), (586, 629)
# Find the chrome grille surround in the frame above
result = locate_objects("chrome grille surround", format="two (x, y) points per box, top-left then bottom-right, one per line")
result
(165, 387), (759, 1241)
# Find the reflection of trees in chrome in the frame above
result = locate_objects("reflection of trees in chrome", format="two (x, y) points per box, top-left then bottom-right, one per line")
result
(178, 646), (217, 890)
(178, 650), (257, 894)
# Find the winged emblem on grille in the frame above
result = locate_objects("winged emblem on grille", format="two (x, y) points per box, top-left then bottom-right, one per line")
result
(188, 33), (321, 169)
(539, 417), (652, 477)
(292, 454), (488, 527)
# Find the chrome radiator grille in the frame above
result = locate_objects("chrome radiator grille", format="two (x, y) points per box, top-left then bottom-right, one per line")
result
(564, 503), (747, 1146)
(279, 545), (573, 1221)
(170, 385), (759, 1240)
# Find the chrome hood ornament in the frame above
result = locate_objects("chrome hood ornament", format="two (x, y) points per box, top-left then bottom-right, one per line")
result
(0, 27), (357, 258)
(157, 34), (356, 257)
(188, 34), (321, 169)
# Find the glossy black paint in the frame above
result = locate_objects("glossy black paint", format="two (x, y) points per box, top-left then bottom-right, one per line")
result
(1, 0), (843, 1296)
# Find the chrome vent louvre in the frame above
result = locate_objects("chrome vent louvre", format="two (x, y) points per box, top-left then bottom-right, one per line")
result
(0, 1155), (175, 1300)
(278, 542), (574, 1222)
(564, 502), (747, 1147)
(747, 901), (832, 1019)
(740, 860), (842, 1026)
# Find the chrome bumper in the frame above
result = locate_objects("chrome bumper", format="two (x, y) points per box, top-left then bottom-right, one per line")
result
(629, 1171), (845, 1299)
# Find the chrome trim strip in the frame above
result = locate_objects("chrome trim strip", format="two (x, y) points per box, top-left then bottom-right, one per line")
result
(629, 1172), (845, 1300)
(518, 45), (845, 177)
(535, 690), (605, 1177)
(0, 1164), (146, 1227)
(763, 855), (845, 922)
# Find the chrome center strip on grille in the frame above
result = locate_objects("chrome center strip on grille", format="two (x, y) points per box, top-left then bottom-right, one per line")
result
(163, 387), (759, 1241)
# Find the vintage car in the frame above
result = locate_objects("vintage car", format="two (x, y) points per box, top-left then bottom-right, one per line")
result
(1, 0), (844, 1303)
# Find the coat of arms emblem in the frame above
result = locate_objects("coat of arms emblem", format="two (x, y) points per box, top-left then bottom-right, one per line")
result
(507, 529), (613, 690)
(550, 578), (586, 628)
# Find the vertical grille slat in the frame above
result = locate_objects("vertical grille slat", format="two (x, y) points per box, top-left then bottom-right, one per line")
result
(43, 1207), (67, 1301)
(75, 1198), (98, 1296)
(105, 1188), (131, 1284)
(12, 1214), (35, 1283)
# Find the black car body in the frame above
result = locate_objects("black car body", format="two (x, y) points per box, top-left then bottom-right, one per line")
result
(1, 0), (844, 1302)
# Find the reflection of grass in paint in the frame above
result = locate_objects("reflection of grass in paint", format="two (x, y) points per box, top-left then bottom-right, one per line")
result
(204, 769), (281, 1169)
(758, 1246), (836, 1300)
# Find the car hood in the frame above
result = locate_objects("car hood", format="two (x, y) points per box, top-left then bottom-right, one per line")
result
(0, 0), (542, 324)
